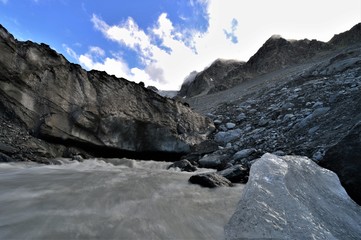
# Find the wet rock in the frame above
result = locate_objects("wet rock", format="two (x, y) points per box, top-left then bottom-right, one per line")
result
(189, 172), (233, 188)
(225, 153), (361, 239)
(72, 155), (84, 162)
(218, 165), (249, 183)
(198, 152), (228, 169)
(167, 159), (197, 172)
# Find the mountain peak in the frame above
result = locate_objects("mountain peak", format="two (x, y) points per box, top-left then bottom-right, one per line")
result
(329, 22), (361, 46)
(179, 23), (361, 98)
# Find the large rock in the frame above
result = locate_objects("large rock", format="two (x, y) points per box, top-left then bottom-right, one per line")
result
(218, 164), (249, 183)
(319, 121), (361, 205)
(214, 129), (242, 144)
(189, 172), (233, 188)
(225, 153), (361, 239)
(167, 159), (197, 172)
(198, 151), (229, 169)
(0, 25), (214, 158)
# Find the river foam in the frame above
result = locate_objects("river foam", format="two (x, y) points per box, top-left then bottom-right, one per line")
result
(0, 159), (243, 239)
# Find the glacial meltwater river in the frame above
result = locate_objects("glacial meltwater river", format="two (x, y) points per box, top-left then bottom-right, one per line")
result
(0, 158), (243, 239)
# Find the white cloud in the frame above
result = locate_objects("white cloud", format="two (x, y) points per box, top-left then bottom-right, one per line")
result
(62, 44), (78, 60)
(91, 15), (154, 64)
(78, 47), (130, 79)
(89, 46), (105, 57)
(73, 45), (163, 89)
(73, 0), (360, 90)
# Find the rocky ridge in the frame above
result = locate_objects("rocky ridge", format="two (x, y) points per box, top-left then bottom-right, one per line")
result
(178, 59), (245, 97)
(179, 23), (361, 98)
(0, 24), (214, 162)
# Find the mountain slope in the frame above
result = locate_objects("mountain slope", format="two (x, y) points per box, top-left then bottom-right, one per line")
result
(179, 23), (360, 98)
(183, 23), (361, 204)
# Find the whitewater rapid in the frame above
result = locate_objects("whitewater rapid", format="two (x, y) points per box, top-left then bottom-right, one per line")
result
(0, 158), (243, 239)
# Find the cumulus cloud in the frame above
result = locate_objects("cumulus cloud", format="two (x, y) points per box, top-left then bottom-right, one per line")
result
(69, 2), (246, 89)
(91, 15), (154, 64)
(78, 46), (130, 79)
(64, 44), (159, 88)
(68, 0), (359, 90)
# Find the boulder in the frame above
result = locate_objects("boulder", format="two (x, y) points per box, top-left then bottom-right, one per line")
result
(319, 121), (361, 205)
(188, 172), (233, 188)
(225, 153), (361, 239)
(167, 159), (197, 172)
(0, 25), (214, 158)
(198, 153), (226, 169)
(226, 122), (236, 129)
(236, 113), (246, 121)
(214, 129), (242, 144)
(218, 164), (249, 183)
(232, 148), (256, 161)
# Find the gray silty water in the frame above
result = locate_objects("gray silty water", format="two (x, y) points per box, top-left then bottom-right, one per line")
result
(0, 158), (243, 239)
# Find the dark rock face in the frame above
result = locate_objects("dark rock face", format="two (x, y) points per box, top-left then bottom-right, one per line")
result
(0, 24), (214, 159)
(188, 172), (233, 188)
(179, 59), (245, 97)
(225, 153), (361, 239)
(329, 22), (361, 47)
(320, 121), (361, 205)
(246, 35), (330, 74)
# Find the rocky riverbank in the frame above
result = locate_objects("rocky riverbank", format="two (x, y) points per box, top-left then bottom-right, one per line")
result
(182, 23), (361, 206)
(1, 22), (360, 238)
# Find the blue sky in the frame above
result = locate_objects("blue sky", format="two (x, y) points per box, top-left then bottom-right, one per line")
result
(1, 0), (360, 90)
